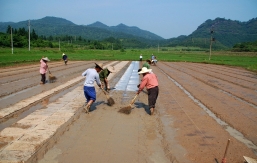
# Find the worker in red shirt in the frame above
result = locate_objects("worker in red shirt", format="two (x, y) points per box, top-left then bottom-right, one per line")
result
(137, 67), (159, 115)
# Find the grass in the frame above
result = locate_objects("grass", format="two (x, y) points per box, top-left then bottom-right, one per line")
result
(0, 47), (257, 72)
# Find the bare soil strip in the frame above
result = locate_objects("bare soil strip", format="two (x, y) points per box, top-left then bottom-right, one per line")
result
(0, 61), (85, 83)
(165, 62), (257, 106)
(158, 62), (257, 146)
(155, 64), (256, 162)
(173, 62), (256, 90)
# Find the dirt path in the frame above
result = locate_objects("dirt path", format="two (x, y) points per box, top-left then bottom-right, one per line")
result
(0, 61), (256, 163)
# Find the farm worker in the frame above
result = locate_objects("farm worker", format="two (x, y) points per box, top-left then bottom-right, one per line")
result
(99, 66), (115, 92)
(137, 67), (159, 115)
(39, 56), (50, 84)
(62, 53), (68, 65)
(151, 54), (155, 59)
(151, 54), (155, 65)
(82, 63), (103, 113)
(153, 56), (157, 65)
(139, 54), (143, 62)
(142, 59), (151, 69)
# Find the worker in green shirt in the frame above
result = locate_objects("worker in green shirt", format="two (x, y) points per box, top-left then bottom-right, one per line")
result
(99, 66), (115, 92)
(142, 59), (151, 69)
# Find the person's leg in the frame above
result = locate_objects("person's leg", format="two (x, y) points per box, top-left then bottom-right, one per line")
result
(148, 86), (159, 115)
(84, 86), (96, 113)
(40, 74), (44, 84)
(148, 88), (155, 115)
(42, 74), (46, 84)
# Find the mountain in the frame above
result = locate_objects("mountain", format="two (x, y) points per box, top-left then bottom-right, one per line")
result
(1, 16), (257, 49)
(165, 17), (257, 48)
(87, 21), (109, 29)
(0, 16), (164, 41)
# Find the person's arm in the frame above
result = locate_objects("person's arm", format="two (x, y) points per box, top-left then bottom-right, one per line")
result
(95, 73), (102, 88)
(82, 70), (87, 76)
(137, 77), (147, 94)
(104, 77), (109, 89)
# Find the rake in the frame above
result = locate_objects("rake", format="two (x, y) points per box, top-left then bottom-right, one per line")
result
(101, 88), (115, 106)
(48, 69), (57, 83)
(118, 94), (138, 114)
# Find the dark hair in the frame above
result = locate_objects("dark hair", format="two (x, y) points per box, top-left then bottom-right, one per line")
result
(95, 65), (102, 70)
(138, 69), (141, 72)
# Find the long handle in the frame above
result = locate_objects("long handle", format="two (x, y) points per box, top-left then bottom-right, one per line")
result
(102, 88), (107, 95)
(221, 139), (230, 163)
(130, 94), (138, 105)
(101, 88), (110, 98)
(223, 139), (230, 158)
(48, 66), (51, 74)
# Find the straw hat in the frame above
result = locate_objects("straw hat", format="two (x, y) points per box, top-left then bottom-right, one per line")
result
(107, 66), (115, 73)
(95, 63), (103, 70)
(42, 57), (50, 62)
(138, 67), (152, 74)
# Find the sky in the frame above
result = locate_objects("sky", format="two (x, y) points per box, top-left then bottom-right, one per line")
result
(0, 0), (256, 39)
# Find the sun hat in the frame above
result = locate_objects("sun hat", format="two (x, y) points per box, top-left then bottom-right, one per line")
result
(42, 57), (50, 62)
(62, 53), (65, 56)
(95, 63), (103, 70)
(107, 66), (115, 73)
(138, 67), (152, 74)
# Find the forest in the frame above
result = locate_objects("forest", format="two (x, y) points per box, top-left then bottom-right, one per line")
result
(1, 23), (257, 52)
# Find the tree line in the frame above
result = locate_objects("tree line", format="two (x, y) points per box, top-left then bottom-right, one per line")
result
(232, 41), (257, 52)
(0, 26), (131, 50)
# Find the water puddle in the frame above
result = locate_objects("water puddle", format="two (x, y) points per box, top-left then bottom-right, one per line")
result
(115, 61), (139, 91)
(159, 69), (257, 155)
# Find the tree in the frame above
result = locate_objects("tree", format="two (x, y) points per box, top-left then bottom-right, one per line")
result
(31, 29), (38, 40)
(6, 25), (11, 34)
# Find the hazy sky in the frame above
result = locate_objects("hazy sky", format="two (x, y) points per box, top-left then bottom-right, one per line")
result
(0, 0), (256, 39)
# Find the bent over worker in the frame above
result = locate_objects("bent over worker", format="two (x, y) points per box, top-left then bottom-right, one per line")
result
(39, 57), (50, 84)
(137, 67), (159, 115)
(99, 66), (115, 92)
(82, 63), (103, 113)
(62, 53), (68, 65)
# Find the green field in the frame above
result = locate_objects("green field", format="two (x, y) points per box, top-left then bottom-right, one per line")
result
(0, 47), (257, 72)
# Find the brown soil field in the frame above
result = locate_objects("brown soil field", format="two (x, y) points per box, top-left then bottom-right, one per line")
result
(0, 61), (256, 163)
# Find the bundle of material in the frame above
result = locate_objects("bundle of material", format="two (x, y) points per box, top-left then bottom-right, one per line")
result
(118, 94), (138, 114)
(48, 70), (57, 83)
(101, 88), (115, 106)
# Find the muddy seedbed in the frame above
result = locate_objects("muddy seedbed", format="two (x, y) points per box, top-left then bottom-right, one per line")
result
(0, 61), (256, 163)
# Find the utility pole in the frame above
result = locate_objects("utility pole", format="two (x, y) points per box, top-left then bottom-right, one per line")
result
(11, 27), (13, 54)
(209, 27), (215, 60)
(28, 20), (30, 51)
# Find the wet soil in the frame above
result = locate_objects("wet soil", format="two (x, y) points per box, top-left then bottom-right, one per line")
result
(0, 61), (257, 163)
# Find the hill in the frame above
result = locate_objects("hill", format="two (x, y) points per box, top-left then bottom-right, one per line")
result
(0, 16), (163, 41)
(165, 17), (257, 49)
